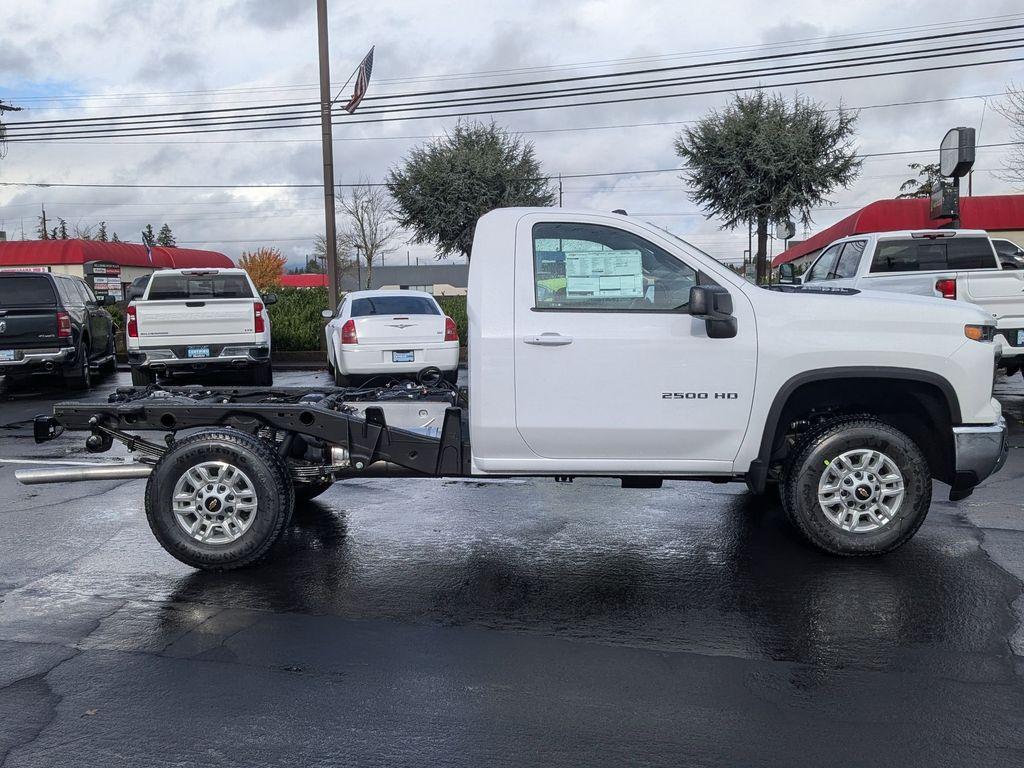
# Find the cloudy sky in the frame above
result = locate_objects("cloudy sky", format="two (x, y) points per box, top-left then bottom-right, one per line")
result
(1, 0), (1022, 268)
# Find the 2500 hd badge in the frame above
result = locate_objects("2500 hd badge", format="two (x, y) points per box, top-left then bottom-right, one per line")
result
(662, 392), (739, 399)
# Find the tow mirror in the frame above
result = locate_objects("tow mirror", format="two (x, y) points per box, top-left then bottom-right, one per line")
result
(689, 285), (737, 339)
(321, 309), (334, 319)
(777, 263), (798, 285)
(262, 292), (278, 306)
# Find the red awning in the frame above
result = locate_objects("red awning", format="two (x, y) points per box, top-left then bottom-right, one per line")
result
(0, 239), (234, 269)
(772, 194), (1024, 266)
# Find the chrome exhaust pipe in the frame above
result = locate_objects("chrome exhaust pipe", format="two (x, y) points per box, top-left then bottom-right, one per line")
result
(15, 463), (153, 485)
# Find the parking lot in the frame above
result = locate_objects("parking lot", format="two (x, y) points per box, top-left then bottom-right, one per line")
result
(0, 368), (1022, 766)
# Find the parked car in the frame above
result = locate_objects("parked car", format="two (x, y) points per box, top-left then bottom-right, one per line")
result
(992, 237), (1024, 270)
(323, 289), (459, 386)
(0, 271), (116, 389)
(125, 268), (275, 386)
(780, 230), (1024, 375)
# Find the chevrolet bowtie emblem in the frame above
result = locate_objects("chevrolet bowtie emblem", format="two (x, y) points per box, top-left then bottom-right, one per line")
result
(0, 321), (6, 334)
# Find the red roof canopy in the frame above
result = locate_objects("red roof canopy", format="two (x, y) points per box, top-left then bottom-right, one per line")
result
(280, 273), (328, 288)
(0, 239), (234, 269)
(772, 194), (1024, 267)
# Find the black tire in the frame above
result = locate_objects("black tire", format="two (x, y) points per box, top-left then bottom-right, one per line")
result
(782, 416), (932, 556)
(131, 366), (155, 387)
(144, 429), (294, 570)
(294, 480), (334, 503)
(252, 361), (273, 386)
(442, 369), (459, 386)
(333, 366), (351, 387)
(65, 341), (92, 390)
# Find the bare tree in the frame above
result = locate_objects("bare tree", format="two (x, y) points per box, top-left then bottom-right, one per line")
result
(73, 221), (95, 240)
(996, 85), (1024, 186)
(313, 233), (358, 288)
(340, 182), (400, 289)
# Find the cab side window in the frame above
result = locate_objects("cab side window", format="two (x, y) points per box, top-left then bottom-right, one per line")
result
(832, 240), (865, 279)
(532, 222), (697, 311)
(805, 244), (842, 282)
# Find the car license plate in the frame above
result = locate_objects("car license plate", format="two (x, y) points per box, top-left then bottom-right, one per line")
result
(187, 346), (211, 359)
(1018, 330), (1024, 346)
(0, 350), (14, 362)
(392, 351), (414, 363)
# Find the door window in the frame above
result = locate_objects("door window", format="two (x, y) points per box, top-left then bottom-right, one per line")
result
(532, 222), (697, 311)
(832, 241), (866, 278)
(805, 244), (842, 282)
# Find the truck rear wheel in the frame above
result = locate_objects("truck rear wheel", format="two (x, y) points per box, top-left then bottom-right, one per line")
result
(131, 366), (155, 387)
(252, 361), (273, 386)
(781, 417), (931, 556)
(65, 341), (92, 390)
(144, 429), (294, 570)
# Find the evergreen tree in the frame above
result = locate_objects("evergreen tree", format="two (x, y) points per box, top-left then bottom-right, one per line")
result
(141, 224), (155, 247)
(96, 221), (108, 242)
(111, 232), (121, 243)
(156, 223), (176, 247)
(36, 214), (49, 240)
(57, 219), (69, 239)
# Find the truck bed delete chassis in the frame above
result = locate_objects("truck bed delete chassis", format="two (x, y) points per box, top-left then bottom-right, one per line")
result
(34, 385), (471, 478)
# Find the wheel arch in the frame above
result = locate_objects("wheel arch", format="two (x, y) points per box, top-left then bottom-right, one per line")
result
(748, 367), (960, 491)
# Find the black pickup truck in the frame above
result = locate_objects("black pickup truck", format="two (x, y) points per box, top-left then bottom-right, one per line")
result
(0, 271), (117, 389)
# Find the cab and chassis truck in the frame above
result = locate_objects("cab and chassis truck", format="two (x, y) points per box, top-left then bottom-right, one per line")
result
(18, 209), (1009, 569)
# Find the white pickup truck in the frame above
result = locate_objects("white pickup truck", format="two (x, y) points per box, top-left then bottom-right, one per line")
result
(782, 230), (1024, 376)
(22, 209), (1007, 569)
(125, 268), (275, 386)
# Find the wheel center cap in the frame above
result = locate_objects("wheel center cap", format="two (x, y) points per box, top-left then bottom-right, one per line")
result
(205, 497), (221, 512)
(855, 486), (872, 501)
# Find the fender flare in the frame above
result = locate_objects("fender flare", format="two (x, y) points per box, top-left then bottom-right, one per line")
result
(746, 366), (961, 492)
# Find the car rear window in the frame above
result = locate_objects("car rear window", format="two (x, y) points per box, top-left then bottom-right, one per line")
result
(147, 274), (253, 300)
(869, 237), (996, 273)
(350, 295), (440, 316)
(0, 275), (57, 306)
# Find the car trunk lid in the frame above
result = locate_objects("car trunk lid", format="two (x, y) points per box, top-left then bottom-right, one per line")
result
(351, 314), (446, 346)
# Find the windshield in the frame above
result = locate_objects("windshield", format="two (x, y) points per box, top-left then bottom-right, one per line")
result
(350, 295), (440, 316)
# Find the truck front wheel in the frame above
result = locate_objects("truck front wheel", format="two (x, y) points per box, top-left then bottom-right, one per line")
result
(144, 429), (294, 570)
(782, 417), (931, 556)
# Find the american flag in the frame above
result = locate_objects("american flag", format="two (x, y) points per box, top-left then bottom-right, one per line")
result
(343, 47), (374, 114)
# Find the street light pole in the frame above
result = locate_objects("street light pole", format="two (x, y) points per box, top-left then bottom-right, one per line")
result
(316, 0), (339, 312)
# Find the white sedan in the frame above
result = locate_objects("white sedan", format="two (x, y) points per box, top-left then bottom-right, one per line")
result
(323, 290), (460, 386)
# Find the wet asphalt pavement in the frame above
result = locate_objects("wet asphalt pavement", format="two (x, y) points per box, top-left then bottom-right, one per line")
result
(1, 369), (1023, 766)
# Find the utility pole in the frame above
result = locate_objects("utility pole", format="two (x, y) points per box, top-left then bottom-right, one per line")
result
(558, 173), (563, 206)
(316, 0), (339, 311)
(40, 204), (48, 240)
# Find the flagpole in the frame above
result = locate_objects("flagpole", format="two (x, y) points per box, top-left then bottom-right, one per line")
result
(316, 0), (340, 313)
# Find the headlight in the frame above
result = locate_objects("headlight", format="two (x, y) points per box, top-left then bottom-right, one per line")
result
(964, 324), (995, 342)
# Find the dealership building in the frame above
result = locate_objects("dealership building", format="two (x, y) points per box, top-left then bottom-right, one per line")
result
(0, 239), (234, 300)
(772, 194), (1024, 269)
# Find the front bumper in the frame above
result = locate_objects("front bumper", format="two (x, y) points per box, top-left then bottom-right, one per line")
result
(129, 344), (270, 371)
(0, 347), (72, 375)
(949, 417), (1009, 501)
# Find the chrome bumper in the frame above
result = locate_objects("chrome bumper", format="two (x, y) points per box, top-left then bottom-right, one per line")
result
(0, 348), (72, 371)
(132, 345), (269, 370)
(949, 417), (1009, 501)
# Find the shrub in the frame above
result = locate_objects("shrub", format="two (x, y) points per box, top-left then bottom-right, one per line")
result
(436, 295), (467, 343)
(267, 288), (328, 351)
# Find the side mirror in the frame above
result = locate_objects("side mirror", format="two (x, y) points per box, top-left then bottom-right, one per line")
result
(777, 263), (798, 285)
(103, 294), (117, 306)
(689, 285), (737, 339)
(262, 292), (278, 306)
(321, 309), (334, 319)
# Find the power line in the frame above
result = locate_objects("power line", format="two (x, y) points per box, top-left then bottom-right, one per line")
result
(6, 49), (1020, 143)
(1, 141), (1019, 190)
(6, 22), (1020, 133)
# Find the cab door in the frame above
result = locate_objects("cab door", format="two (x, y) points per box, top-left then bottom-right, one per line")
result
(512, 215), (757, 467)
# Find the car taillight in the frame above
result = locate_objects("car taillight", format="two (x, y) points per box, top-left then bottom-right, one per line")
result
(253, 302), (265, 334)
(125, 305), (138, 338)
(444, 316), (459, 342)
(340, 319), (358, 344)
(56, 311), (72, 338)
(935, 278), (957, 300)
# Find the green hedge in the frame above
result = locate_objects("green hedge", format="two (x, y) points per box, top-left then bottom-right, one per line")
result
(267, 287), (329, 351)
(265, 289), (468, 352)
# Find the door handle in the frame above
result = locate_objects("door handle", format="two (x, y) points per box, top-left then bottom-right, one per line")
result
(524, 333), (573, 346)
